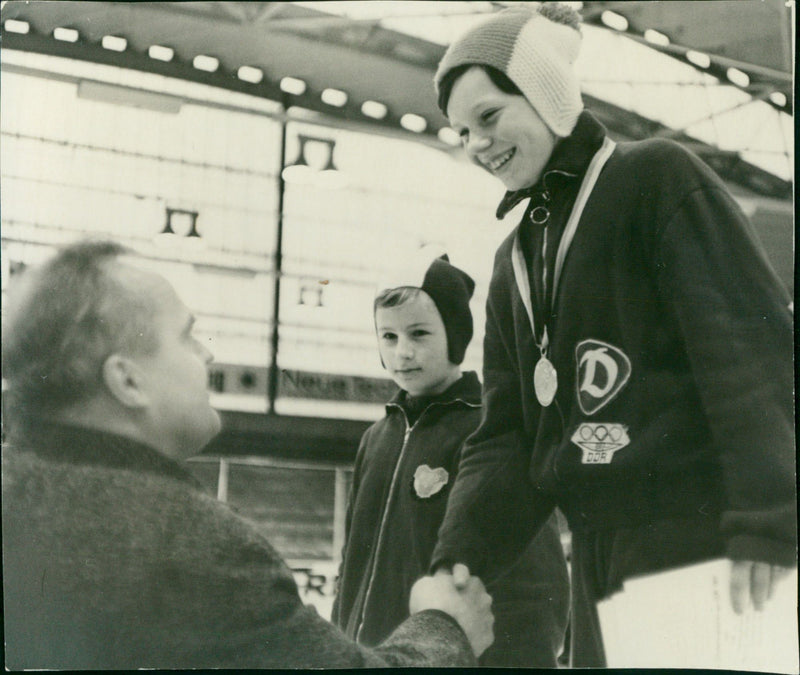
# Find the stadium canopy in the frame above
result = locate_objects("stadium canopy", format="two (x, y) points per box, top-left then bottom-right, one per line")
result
(1, 1), (793, 462)
(1, 0), (793, 200)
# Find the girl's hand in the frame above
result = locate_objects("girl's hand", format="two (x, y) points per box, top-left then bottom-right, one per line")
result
(729, 560), (792, 613)
(451, 563), (471, 590)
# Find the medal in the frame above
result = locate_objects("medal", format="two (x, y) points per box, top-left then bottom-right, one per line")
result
(510, 138), (616, 412)
(534, 327), (557, 407)
(534, 355), (558, 407)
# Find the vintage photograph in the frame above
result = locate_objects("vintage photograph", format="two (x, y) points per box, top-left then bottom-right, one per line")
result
(1, 1), (796, 670)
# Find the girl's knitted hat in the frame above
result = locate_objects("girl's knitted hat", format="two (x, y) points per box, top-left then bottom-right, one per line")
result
(435, 5), (583, 138)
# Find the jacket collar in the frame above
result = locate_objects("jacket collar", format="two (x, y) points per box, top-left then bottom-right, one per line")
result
(495, 111), (608, 220)
(6, 419), (201, 486)
(387, 370), (482, 413)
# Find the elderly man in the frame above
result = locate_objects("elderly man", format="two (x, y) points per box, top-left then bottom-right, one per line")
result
(2, 239), (493, 670)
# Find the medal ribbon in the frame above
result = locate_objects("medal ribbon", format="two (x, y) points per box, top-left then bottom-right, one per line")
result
(511, 136), (617, 352)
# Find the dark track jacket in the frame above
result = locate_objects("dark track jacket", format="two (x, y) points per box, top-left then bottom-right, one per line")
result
(432, 112), (796, 591)
(2, 421), (476, 670)
(333, 372), (570, 667)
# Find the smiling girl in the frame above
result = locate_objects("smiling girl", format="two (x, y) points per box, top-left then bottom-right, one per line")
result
(429, 4), (796, 667)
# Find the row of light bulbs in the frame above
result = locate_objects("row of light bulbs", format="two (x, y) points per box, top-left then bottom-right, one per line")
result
(3, 9), (788, 139)
(596, 9), (789, 110)
(2, 18), (443, 139)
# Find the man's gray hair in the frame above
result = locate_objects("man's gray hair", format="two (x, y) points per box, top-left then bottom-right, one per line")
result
(3, 239), (159, 416)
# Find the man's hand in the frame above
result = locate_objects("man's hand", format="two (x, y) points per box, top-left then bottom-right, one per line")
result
(409, 567), (494, 657)
(729, 560), (791, 614)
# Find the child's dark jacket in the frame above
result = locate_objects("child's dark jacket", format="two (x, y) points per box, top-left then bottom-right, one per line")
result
(333, 371), (570, 667)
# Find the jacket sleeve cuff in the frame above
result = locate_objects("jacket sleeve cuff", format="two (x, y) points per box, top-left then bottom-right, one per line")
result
(726, 535), (798, 568)
(375, 609), (477, 667)
(430, 531), (488, 577)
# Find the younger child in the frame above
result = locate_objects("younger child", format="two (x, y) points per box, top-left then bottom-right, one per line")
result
(332, 254), (570, 667)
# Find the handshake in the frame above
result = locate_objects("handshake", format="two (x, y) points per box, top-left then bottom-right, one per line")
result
(409, 563), (494, 657)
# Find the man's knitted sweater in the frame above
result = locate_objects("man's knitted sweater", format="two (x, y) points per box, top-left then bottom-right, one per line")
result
(2, 421), (476, 669)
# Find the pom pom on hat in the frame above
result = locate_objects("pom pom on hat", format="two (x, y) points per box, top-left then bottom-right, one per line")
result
(375, 250), (475, 365)
(435, 4), (584, 138)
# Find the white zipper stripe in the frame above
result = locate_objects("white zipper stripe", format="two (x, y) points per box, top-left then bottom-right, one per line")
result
(354, 396), (478, 640)
(355, 412), (412, 642)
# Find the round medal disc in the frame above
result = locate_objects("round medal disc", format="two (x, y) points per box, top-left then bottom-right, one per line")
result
(534, 356), (558, 407)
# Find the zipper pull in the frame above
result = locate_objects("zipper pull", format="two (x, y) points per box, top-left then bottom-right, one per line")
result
(530, 189), (551, 226)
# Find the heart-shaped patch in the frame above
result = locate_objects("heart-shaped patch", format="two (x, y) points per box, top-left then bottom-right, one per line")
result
(412, 464), (449, 498)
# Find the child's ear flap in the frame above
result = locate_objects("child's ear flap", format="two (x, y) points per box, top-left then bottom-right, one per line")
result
(102, 354), (149, 408)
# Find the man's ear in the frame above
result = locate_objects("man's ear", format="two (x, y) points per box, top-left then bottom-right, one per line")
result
(102, 354), (149, 408)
